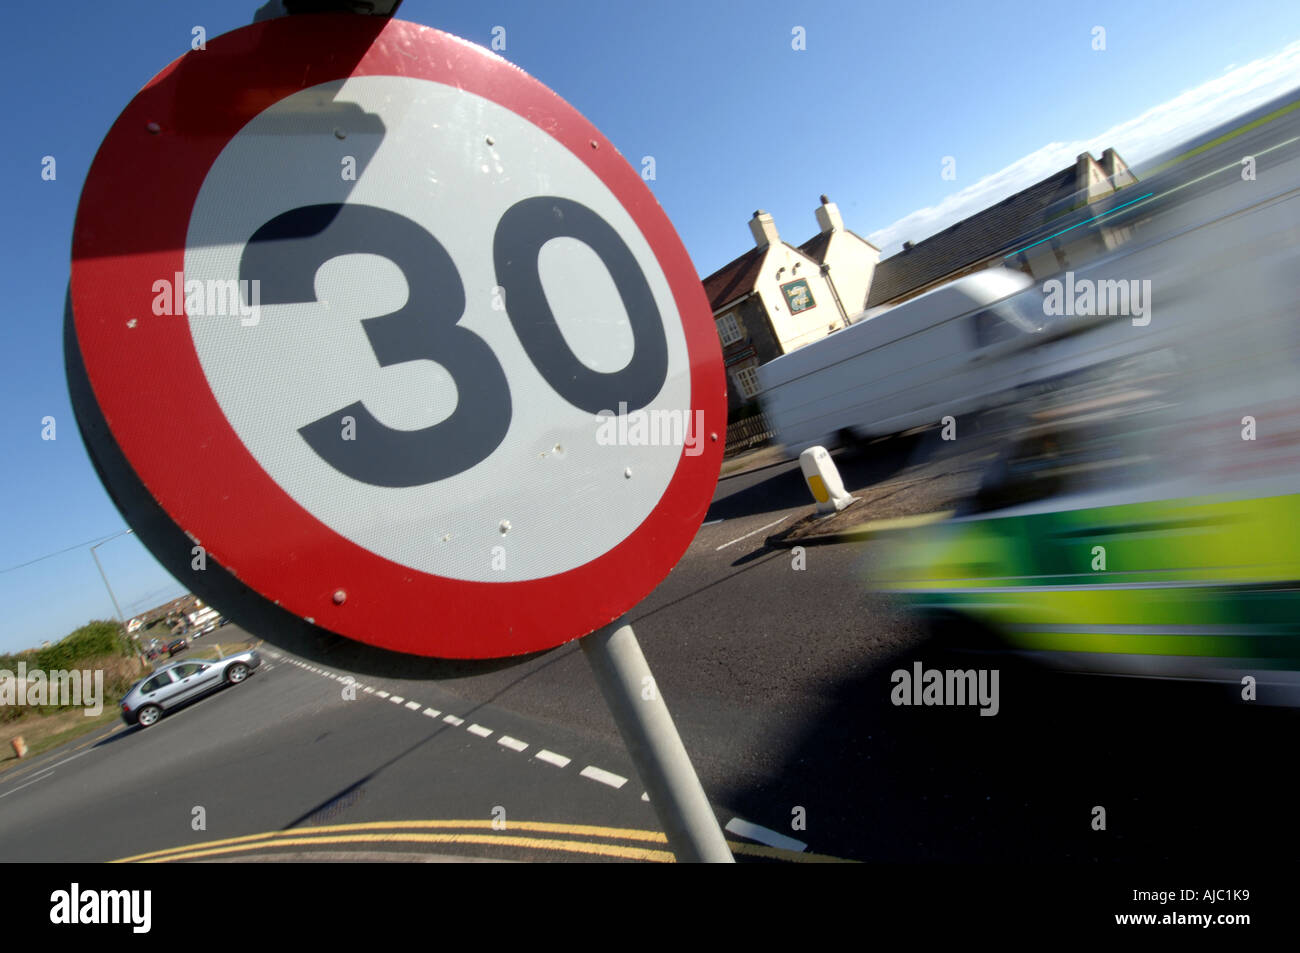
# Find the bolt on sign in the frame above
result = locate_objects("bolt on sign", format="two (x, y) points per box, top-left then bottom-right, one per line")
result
(69, 15), (725, 660)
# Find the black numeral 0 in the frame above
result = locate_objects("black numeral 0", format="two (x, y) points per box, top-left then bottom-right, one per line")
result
(240, 197), (670, 488)
(494, 196), (669, 414)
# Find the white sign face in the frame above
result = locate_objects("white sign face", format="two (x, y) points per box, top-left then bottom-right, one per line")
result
(185, 76), (692, 582)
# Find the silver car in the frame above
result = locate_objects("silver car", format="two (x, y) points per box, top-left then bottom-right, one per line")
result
(120, 648), (262, 728)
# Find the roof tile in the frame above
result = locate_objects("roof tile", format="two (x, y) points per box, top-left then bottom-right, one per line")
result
(701, 245), (766, 311)
(866, 166), (1079, 307)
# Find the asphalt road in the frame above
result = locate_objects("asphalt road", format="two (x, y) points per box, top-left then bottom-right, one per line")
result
(2, 437), (1298, 863)
(0, 643), (681, 862)
(0, 445), (860, 863)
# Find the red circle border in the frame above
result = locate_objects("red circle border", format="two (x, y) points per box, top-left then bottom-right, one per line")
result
(70, 15), (725, 659)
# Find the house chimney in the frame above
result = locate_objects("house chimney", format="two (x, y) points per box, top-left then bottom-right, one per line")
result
(1100, 147), (1137, 188)
(814, 194), (843, 234)
(749, 209), (779, 247)
(902, 240), (914, 252)
(1076, 151), (1111, 203)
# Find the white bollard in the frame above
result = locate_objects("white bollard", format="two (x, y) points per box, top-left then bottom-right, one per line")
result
(799, 446), (856, 514)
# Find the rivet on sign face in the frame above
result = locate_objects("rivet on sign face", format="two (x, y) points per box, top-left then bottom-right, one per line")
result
(485, 135), (495, 145)
(624, 467), (633, 479)
(332, 590), (346, 605)
(146, 122), (161, 135)
(553, 444), (563, 454)
(499, 520), (511, 535)
(305, 617), (315, 625)
(590, 139), (599, 149)
(334, 127), (346, 140)
(710, 432), (718, 441)
(126, 319), (138, 329)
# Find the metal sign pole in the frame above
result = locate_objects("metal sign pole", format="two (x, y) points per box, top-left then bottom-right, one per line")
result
(581, 619), (734, 863)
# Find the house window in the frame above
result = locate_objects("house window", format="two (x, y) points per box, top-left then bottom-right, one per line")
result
(716, 311), (743, 346)
(731, 360), (762, 400)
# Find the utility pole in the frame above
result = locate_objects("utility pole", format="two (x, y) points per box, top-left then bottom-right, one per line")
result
(89, 529), (134, 628)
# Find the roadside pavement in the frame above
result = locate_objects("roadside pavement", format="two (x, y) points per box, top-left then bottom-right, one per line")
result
(763, 435), (999, 548)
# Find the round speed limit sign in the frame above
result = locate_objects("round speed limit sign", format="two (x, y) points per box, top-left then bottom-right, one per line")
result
(70, 16), (724, 659)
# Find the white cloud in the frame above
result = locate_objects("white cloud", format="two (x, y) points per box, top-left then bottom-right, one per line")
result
(867, 41), (1300, 256)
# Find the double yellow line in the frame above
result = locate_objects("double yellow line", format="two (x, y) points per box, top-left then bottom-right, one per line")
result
(113, 819), (854, 863)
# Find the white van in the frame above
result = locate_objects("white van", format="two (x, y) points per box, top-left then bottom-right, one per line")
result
(187, 605), (221, 637)
(757, 268), (1050, 458)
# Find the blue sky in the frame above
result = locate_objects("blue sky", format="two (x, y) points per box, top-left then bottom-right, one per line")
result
(2, 0), (1299, 652)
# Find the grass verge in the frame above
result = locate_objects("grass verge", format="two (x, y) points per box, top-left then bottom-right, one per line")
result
(1, 707), (122, 773)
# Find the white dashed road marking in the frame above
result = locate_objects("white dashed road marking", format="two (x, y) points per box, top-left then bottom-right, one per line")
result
(0, 768), (55, 800)
(272, 651), (802, 846)
(38, 750), (93, 773)
(715, 515), (790, 551)
(580, 766), (628, 789)
(725, 818), (808, 852)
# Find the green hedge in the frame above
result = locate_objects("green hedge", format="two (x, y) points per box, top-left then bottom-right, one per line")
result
(1, 621), (140, 722)
(0, 620), (130, 676)
(35, 620), (130, 670)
